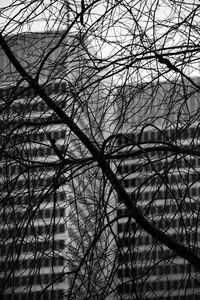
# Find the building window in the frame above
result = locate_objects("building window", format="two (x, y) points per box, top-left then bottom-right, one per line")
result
(117, 284), (123, 294)
(58, 256), (64, 266)
(59, 223), (65, 233)
(58, 239), (65, 249)
(60, 208), (65, 218)
(45, 209), (51, 219)
(43, 274), (49, 284)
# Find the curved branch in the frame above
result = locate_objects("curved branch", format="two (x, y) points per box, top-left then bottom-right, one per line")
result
(1, 32), (200, 271)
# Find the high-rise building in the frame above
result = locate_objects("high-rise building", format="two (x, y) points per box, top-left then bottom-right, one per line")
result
(0, 31), (109, 300)
(115, 79), (200, 299)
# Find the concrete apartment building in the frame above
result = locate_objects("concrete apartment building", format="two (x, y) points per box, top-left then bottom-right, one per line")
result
(0, 31), (109, 300)
(2, 27), (200, 300)
(115, 79), (200, 299)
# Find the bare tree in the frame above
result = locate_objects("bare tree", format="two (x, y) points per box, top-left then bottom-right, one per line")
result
(0, 1), (200, 299)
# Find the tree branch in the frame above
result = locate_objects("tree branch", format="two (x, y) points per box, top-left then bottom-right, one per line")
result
(1, 31), (200, 271)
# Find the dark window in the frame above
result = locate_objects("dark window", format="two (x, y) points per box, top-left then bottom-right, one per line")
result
(60, 130), (65, 139)
(43, 258), (49, 268)
(21, 276), (27, 286)
(131, 222), (136, 232)
(58, 290), (64, 300)
(15, 277), (20, 287)
(46, 147), (52, 156)
(59, 192), (65, 201)
(22, 259), (28, 270)
(43, 291), (50, 300)
(131, 164), (136, 172)
(151, 131), (155, 141)
(117, 165), (122, 173)
(60, 208), (65, 218)
(45, 225), (51, 235)
(143, 131), (149, 142)
(124, 180), (129, 188)
(22, 243), (28, 253)
(45, 209), (51, 219)
(117, 284), (123, 294)
(118, 223), (123, 233)
(59, 224), (65, 233)
(124, 165), (129, 173)
(43, 274), (49, 284)
(37, 226), (43, 235)
(191, 188), (197, 197)
(58, 240), (65, 249)
(117, 269), (123, 278)
(59, 256), (64, 266)
(124, 283), (130, 293)
(57, 273), (64, 283)
(53, 131), (59, 140)
(61, 82), (66, 93)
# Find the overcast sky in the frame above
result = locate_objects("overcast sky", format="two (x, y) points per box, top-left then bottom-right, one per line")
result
(0, 1), (199, 81)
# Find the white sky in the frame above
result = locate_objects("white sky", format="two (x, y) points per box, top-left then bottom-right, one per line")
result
(0, 1), (199, 82)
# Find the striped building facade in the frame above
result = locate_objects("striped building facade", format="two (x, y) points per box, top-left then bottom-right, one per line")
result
(116, 79), (200, 299)
(0, 31), (109, 300)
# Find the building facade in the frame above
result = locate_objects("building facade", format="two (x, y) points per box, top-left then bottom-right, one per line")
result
(116, 79), (200, 299)
(0, 76), (68, 300)
(0, 31), (109, 300)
